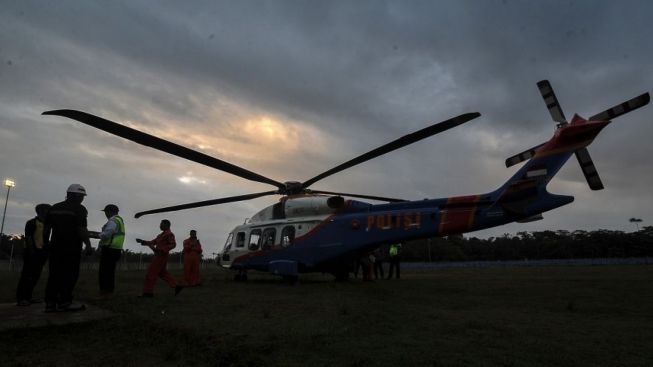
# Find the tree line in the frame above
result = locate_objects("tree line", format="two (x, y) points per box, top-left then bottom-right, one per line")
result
(400, 227), (653, 262)
(0, 234), (164, 264)
(2, 226), (652, 263)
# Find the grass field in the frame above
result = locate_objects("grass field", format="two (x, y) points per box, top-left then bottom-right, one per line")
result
(1, 264), (652, 367)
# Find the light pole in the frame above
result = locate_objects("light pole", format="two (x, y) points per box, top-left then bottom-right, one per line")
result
(2, 179), (16, 269)
(629, 218), (643, 231)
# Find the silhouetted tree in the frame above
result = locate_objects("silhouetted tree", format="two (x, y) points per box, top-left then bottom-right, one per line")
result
(403, 227), (653, 262)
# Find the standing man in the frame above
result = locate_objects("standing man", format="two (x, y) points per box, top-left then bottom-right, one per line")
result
(136, 219), (183, 297)
(387, 243), (402, 279)
(15, 203), (51, 306)
(183, 230), (203, 286)
(97, 204), (125, 298)
(373, 247), (385, 280)
(44, 184), (92, 312)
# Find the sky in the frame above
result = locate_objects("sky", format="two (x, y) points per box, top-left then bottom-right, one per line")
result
(1, 0), (652, 256)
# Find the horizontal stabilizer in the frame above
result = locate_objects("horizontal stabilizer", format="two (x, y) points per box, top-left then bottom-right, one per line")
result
(505, 142), (545, 167)
(589, 93), (650, 121)
(501, 192), (574, 217)
(516, 214), (543, 223)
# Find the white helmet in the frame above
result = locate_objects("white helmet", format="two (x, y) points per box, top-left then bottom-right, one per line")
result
(66, 184), (87, 196)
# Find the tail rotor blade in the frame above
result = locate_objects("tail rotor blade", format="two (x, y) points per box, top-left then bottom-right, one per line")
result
(588, 93), (650, 121)
(537, 80), (568, 124)
(575, 147), (604, 190)
(505, 142), (546, 167)
(134, 190), (278, 218)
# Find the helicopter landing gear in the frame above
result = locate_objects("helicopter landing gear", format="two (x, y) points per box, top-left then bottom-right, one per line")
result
(234, 270), (248, 282)
(282, 275), (299, 285)
(332, 268), (350, 282)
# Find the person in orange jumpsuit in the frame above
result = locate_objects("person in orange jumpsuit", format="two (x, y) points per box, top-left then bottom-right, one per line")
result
(183, 230), (203, 286)
(136, 219), (183, 297)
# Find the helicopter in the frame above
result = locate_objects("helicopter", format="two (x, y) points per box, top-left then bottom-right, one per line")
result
(43, 80), (649, 281)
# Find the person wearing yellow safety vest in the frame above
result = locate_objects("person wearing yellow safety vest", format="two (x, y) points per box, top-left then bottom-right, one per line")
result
(387, 243), (402, 279)
(97, 204), (125, 298)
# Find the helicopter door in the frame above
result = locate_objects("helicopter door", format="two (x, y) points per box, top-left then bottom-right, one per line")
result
(281, 225), (295, 247)
(221, 233), (234, 262)
(261, 228), (276, 250)
(235, 232), (246, 249)
(225, 231), (247, 261)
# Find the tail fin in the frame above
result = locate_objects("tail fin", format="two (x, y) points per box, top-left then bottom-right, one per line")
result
(504, 81), (649, 190)
(494, 81), (649, 216)
(495, 139), (576, 217)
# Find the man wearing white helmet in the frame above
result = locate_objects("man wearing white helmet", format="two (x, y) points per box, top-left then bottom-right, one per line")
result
(43, 184), (93, 312)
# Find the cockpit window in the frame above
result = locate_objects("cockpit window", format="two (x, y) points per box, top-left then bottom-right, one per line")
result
(224, 233), (233, 251)
(235, 232), (246, 248)
(249, 229), (261, 251)
(281, 226), (295, 247)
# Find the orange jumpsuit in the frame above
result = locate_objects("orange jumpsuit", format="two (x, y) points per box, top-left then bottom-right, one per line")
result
(183, 237), (202, 286)
(142, 229), (178, 294)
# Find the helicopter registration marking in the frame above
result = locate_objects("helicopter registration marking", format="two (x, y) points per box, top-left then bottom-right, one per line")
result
(366, 212), (421, 231)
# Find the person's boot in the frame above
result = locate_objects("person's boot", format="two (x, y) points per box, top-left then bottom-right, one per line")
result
(44, 303), (57, 313)
(95, 291), (113, 300)
(174, 285), (184, 296)
(58, 302), (86, 312)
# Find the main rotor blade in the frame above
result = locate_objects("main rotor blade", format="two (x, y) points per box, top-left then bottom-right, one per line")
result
(134, 190), (279, 218)
(588, 93), (650, 121)
(42, 110), (286, 190)
(537, 80), (567, 124)
(301, 112), (481, 189)
(309, 189), (407, 202)
(574, 147), (604, 190)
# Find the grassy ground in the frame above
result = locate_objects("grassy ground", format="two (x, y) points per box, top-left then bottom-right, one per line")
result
(1, 264), (652, 367)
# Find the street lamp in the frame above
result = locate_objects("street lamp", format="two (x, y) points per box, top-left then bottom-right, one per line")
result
(1, 178), (16, 269)
(629, 217), (643, 231)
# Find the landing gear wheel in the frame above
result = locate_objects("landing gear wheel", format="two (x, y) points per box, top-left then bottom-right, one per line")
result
(282, 275), (299, 285)
(234, 272), (248, 282)
(332, 269), (350, 282)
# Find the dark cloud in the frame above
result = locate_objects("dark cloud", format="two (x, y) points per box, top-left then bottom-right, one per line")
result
(1, 0), (652, 253)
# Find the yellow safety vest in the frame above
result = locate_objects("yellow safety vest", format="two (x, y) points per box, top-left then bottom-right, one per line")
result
(389, 244), (400, 257)
(100, 215), (125, 250)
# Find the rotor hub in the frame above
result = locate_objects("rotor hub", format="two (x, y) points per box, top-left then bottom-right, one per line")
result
(283, 181), (304, 195)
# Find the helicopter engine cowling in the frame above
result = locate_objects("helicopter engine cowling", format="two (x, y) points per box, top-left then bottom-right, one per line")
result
(284, 195), (344, 218)
(247, 195), (345, 222)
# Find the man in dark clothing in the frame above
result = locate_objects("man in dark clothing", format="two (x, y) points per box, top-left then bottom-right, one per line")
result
(15, 203), (51, 306)
(373, 247), (385, 280)
(44, 184), (93, 312)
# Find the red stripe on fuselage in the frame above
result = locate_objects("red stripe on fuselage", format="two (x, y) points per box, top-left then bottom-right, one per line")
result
(293, 214), (337, 243)
(438, 195), (480, 235)
(232, 213), (337, 266)
(231, 201), (353, 268)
